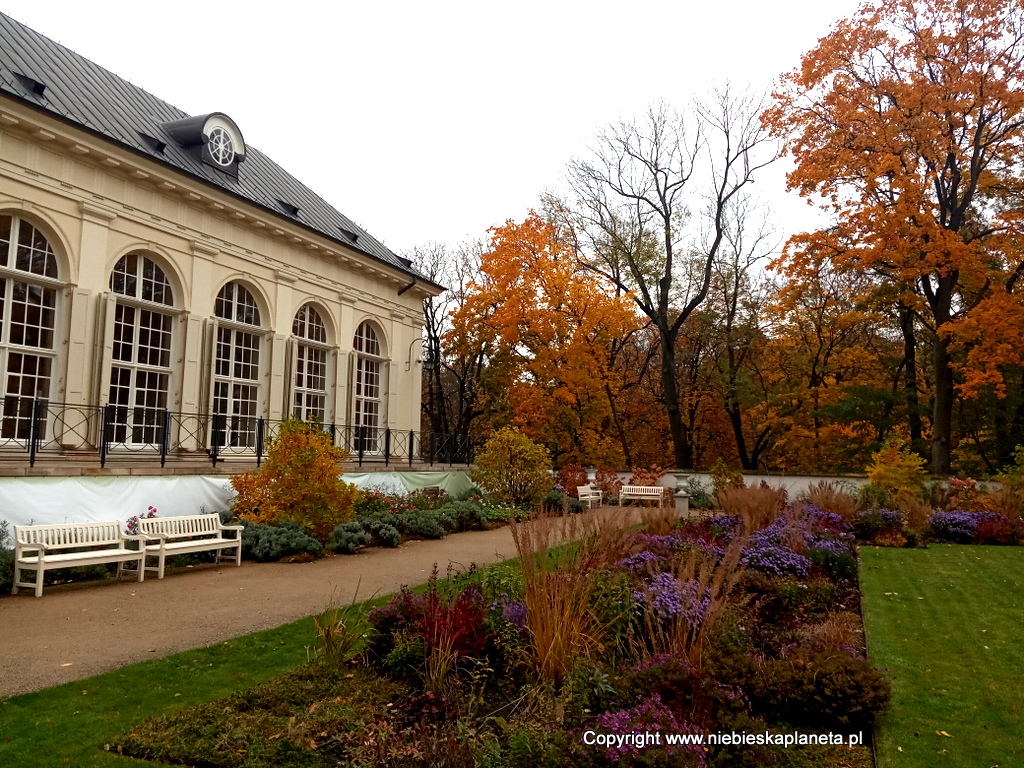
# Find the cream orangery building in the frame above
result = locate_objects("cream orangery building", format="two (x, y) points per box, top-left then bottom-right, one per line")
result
(0, 13), (443, 468)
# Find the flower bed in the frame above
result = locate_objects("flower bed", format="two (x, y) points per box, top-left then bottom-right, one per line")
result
(114, 505), (884, 768)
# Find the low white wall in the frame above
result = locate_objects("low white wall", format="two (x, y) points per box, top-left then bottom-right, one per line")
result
(0, 471), (474, 528)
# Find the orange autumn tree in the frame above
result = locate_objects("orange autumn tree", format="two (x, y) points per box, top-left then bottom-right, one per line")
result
(450, 213), (641, 466)
(764, 0), (1024, 474)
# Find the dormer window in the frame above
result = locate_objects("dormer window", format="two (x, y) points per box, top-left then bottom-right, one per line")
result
(160, 112), (245, 176)
(208, 126), (235, 166)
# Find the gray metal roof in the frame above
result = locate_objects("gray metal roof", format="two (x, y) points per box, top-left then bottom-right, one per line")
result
(0, 12), (434, 285)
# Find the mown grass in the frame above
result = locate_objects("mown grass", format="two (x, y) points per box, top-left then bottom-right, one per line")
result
(0, 617), (318, 767)
(859, 545), (1024, 767)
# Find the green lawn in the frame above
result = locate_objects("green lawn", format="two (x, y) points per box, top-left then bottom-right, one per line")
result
(0, 618), (315, 767)
(859, 545), (1024, 767)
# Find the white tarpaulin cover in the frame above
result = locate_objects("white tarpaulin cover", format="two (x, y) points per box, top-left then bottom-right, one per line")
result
(0, 471), (474, 528)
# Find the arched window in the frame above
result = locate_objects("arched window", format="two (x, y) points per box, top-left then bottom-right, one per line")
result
(0, 214), (60, 441)
(108, 254), (175, 445)
(292, 304), (329, 423)
(213, 282), (262, 448)
(352, 321), (384, 452)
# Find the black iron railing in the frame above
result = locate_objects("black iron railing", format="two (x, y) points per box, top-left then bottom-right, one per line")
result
(0, 397), (475, 469)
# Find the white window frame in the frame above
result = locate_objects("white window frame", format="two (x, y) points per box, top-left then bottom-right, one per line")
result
(350, 321), (388, 455)
(210, 282), (265, 451)
(0, 214), (64, 446)
(106, 253), (179, 449)
(290, 304), (334, 425)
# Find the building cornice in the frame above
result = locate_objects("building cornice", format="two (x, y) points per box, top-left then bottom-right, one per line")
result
(0, 97), (444, 299)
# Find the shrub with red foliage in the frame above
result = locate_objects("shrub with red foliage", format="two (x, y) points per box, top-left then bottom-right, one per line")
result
(417, 586), (489, 658)
(556, 463), (589, 498)
(595, 466), (624, 499)
(366, 580), (491, 661)
(630, 465), (667, 487)
(975, 514), (1022, 545)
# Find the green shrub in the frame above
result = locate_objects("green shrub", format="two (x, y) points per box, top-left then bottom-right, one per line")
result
(806, 545), (857, 581)
(364, 520), (401, 547)
(746, 650), (891, 729)
(394, 509), (447, 539)
(328, 522), (373, 554)
(682, 477), (713, 509)
(0, 520), (13, 594)
(452, 484), (484, 502)
(241, 521), (323, 562)
(471, 427), (553, 506)
(744, 574), (839, 628)
(436, 500), (488, 530)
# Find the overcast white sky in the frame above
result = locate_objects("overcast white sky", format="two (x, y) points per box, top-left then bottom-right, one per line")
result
(3, 0), (864, 256)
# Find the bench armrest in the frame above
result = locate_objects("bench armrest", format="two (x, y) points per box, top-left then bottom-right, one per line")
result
(218, 524), (243, 534)
(15, 540), (48, 559)
(123, 534), (148, 547)
(141, 532), (168, 542)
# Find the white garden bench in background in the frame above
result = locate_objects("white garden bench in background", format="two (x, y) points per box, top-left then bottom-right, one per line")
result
(619, 485), (672, 508)
(577, 485), (603, 509)
(12, 521), (146, 597)
(138, 513), (243, 579)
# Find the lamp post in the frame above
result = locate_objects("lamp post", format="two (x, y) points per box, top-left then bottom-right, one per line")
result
(405, 337), (424, 371)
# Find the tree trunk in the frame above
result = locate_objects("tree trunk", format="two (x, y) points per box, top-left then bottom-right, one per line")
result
(726, 403), (752, 469)
(660, 329), (689, 469)
(899, 306), (924, 457)
(605, 381), (633, 467)
(932, 333), (954, 475)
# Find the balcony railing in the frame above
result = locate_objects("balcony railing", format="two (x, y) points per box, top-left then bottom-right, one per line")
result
(0, 397), (475, 470)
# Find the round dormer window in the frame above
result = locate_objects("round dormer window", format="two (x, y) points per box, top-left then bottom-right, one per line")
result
(208, 127), (235, 166)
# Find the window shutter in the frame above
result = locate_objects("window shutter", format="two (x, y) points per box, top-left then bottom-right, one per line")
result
(205, 318), (220, 417)
(326, 346), (339, 425)
(283, 337), (295, 418)
(348, 351), (358, 426)
(380, 359), (391, 426)
(94, 292), (117, 406)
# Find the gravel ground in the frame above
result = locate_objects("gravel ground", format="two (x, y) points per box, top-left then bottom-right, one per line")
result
(0, 526), (518, 698)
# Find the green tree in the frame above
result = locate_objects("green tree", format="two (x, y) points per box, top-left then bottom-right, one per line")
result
(471, 427), (553, 506)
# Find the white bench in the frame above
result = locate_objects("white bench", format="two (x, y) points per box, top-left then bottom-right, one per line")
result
(12, 521), (147, 597)
(577, 485), (603, 509)
(138, 513), (243, 579)
(619, 485), (671, 508)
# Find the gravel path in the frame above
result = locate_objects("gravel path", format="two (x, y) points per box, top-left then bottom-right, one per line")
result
(0, 526), (518, 698)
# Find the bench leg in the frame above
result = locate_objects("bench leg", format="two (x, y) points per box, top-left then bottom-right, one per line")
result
(35, 565), (44, 598)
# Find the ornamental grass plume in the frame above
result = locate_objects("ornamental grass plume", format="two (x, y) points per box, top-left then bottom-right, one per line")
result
(805, 480), (858, 523)
(638, 532), (748, 669)
(714, 484), (785, 534)
(636, 501), (678, 536)
(509, 512), (633, 697)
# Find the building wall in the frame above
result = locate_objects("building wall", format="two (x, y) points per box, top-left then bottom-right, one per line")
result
(0, 98), (434, 454)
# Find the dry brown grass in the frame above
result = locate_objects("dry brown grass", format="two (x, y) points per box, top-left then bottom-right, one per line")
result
(978, 485), (1024, 519)
(509, 511), (635, 692)
(780, 502), (814, 554)
(636, 503), (678, 537)
(714, 484), (785, 533)
(800, 611), (864, 651)
(895, 490), (933, 532)
(805, 480), (859, 523)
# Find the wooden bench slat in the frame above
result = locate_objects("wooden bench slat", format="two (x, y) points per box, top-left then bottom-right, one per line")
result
(13, 521), (145, 597)
(138, 514), (242, 579)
